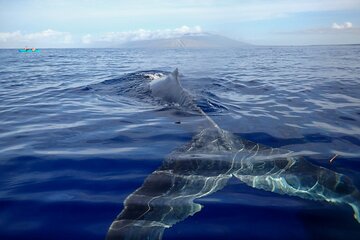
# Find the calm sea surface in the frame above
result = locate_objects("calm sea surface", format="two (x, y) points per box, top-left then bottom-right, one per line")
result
(0, 46), (360, 239)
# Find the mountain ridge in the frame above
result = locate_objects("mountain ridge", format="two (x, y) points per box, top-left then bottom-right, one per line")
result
(118, 33), (249, 49)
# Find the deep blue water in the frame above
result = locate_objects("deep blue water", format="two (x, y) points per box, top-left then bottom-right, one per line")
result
(1, 46), (360, 239)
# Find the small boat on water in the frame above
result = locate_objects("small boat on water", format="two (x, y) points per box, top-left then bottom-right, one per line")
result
(18, 48), (40, 53)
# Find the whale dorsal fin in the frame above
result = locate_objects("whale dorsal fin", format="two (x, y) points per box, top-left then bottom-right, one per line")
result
(150, 68), (191, 107)
(171, 68), (180, 85)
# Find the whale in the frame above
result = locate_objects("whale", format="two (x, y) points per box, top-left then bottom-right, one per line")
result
(106, 69), (360, 240)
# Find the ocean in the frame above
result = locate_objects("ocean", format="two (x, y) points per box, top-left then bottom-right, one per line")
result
(0, 46), (360, 239)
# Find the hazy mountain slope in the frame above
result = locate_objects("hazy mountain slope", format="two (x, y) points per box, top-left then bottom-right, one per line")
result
(119, 33), (249, 49)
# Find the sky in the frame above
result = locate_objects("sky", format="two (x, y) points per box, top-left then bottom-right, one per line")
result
(1, 0), (360, 47)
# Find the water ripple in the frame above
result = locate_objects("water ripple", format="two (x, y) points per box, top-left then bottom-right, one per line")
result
(0, 47), (360, 239)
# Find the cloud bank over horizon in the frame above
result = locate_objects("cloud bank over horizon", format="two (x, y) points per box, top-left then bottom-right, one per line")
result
(0, 29), (72, 48)
(81, 26), (203, 46)
(1, 22), (360, 48)
(0, 26), (205, 48)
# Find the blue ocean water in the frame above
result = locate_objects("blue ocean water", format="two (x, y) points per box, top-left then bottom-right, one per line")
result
(0, 46), (360, 239)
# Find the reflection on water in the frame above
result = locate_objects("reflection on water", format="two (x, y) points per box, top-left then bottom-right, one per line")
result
(0, 46), (360, 239)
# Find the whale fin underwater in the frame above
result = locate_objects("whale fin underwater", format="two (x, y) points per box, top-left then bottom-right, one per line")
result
(106, 69), (360, 240)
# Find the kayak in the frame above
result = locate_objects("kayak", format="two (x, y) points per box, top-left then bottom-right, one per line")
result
(18, 49), (40, 52)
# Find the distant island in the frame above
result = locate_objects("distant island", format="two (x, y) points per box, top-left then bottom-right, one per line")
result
(118, 33), (249, 49)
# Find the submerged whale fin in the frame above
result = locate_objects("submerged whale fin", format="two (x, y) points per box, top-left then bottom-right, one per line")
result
(232, 152), (360, 224)
(106, 128), (234, 240)
(106, 69), (360, 240)
(107, 128), (360, 240)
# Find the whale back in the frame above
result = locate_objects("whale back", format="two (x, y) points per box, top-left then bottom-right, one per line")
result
(149, 68), (194, 108)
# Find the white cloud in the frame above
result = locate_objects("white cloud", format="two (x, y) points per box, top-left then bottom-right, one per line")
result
(0, 29), (72, 48)
(82, 25), (203, 44)
(277, 22), (359, 35)
(332, 22), (353, 29)
(81, 34), (92, 44)
(0, 31), (22, 43)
